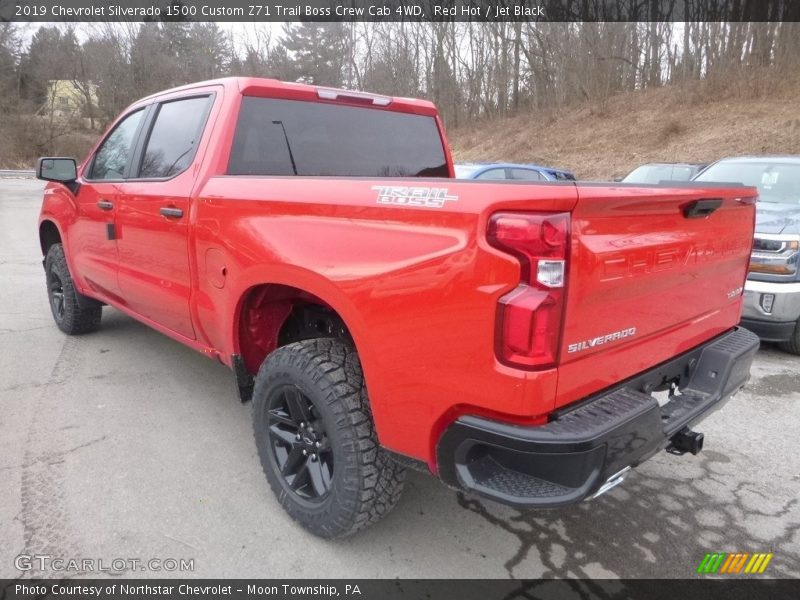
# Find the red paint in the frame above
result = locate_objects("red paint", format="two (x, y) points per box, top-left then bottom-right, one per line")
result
(38, 77), (757, 471)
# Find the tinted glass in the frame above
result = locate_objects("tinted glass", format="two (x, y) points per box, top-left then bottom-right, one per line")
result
(229, 97), (448, 177)
(476, 168), (507, 180)
(90, 109), (144, 180)
(139, 96), (212, 178)
(510, 168), (543, 181)
(695, 161), (800, 204)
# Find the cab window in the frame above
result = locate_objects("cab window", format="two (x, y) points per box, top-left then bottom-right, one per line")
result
(88, 109), (145, 180)
(137, 96), (213, 179)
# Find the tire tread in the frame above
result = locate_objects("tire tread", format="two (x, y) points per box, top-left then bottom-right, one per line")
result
(45, 244), (102, 335)
(777, 321), (800, 355)
(252, 338), (405, 538)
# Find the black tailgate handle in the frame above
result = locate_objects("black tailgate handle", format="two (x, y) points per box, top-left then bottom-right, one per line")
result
(683, 198), (722, 219)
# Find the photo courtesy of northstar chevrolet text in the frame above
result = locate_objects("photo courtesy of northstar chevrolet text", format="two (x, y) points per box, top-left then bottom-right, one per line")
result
(0, 0), (798, 596)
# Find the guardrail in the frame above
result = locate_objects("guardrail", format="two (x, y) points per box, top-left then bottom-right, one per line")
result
(0, 169), (35, 178)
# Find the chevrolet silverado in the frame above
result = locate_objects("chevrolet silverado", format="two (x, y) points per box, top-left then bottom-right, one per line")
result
(36, 77), (759, 538)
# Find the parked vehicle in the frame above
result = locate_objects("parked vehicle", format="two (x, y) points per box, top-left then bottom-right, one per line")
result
(36, 77), (759, 538)
(693, 156), (800, 353)
(621, 162), (706, 184)
(455, 162), (576, 181)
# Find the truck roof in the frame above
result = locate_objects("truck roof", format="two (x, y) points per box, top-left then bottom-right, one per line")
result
(136, 76), (439, 117)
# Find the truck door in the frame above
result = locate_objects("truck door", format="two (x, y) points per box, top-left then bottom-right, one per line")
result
(71, 108), (147, 300)
(114, 94), (215, 340)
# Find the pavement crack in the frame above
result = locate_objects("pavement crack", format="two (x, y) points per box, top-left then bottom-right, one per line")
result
(59, 435), (108, 458)
(164, 533), (200, 551)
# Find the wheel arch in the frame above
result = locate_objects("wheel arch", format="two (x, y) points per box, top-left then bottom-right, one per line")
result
(232, 279), (369, 379)
(39, 220), (63, 256)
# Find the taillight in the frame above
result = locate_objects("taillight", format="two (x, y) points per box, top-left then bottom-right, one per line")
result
(487, 212), (570, 369)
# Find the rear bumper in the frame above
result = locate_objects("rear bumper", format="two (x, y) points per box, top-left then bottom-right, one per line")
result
(739, 318), (797, 343)
(741, 279), (800, 342)
(437, 327), (759, 508)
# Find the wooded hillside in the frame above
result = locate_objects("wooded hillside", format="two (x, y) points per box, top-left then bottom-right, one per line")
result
(1, 20), (798, 169)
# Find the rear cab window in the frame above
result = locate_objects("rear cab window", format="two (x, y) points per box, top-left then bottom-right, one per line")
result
(228, 97), (448, 178)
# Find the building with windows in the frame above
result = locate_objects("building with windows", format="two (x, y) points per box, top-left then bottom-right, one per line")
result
(41, 80), (98, 119)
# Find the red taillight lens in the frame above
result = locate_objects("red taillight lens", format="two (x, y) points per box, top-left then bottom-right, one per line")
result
(488, 212), (570, 368)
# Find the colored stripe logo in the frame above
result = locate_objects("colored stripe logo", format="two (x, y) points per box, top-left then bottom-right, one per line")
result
(697, 552), (773, 574)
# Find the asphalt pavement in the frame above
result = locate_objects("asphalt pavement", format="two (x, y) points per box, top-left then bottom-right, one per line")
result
(1, 179), (798, 579)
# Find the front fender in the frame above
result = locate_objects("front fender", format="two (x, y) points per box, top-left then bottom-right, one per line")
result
(38, 183), (78, 269)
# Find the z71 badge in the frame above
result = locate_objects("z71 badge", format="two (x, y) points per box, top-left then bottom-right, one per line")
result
(373, 186), (458, 208)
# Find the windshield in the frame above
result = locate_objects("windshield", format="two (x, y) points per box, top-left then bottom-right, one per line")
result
(694, 162), (800, 204)
(229, 97), (448, 177)
(454, 165), (481, 178)
(623, 164), (695, 184)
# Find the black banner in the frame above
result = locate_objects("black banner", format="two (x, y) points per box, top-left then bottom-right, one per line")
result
(1, 0), (799, 23)
(3, 580), (800, 600)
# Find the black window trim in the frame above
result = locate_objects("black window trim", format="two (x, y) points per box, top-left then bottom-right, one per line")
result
(83, 105), (151, 183)
(127, 92), (216, 183)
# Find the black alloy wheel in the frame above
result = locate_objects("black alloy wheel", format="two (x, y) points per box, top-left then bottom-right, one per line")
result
(44, 243), (102, 335)
(252, 338), (406, 538)
(266, 385), (333, 501)
(48, 269), (66, 322)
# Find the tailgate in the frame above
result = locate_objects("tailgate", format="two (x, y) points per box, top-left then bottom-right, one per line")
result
(556, 184), (756, 408)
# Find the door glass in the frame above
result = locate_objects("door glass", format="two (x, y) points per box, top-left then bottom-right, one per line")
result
(510, 168), (544, 180)
(476, 168), (507, 180)
(89, 109), (144, 180)
(138, 96), (212, 179)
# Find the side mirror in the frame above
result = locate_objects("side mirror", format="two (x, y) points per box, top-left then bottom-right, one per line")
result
(37, 157), (77, 183)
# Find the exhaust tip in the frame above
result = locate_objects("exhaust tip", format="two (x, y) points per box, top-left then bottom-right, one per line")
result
(592, 466), (631, 499)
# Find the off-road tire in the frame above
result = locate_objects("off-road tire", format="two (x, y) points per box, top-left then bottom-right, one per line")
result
(252, 338), (405, 538)
(778, 319), (800, 355)
(45, 243), (102, 335)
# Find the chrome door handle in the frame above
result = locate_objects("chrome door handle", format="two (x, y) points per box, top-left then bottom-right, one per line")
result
(97, 200), (113, 210)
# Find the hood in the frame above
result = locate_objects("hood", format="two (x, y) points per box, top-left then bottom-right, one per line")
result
(755, 202), (800, 235)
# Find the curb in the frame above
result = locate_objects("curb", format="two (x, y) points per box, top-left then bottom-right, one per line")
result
(0, 170), (35, 178)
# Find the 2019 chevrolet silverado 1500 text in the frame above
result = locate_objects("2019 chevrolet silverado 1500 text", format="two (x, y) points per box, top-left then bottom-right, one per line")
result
(36, 78), (759, 538)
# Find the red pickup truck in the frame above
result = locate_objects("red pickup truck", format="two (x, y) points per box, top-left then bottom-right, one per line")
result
(36, 77), (759, 538)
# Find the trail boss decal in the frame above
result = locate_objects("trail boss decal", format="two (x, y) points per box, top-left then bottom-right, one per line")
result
(373, 186), (458, 208)
(567, 327), (637, 354)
